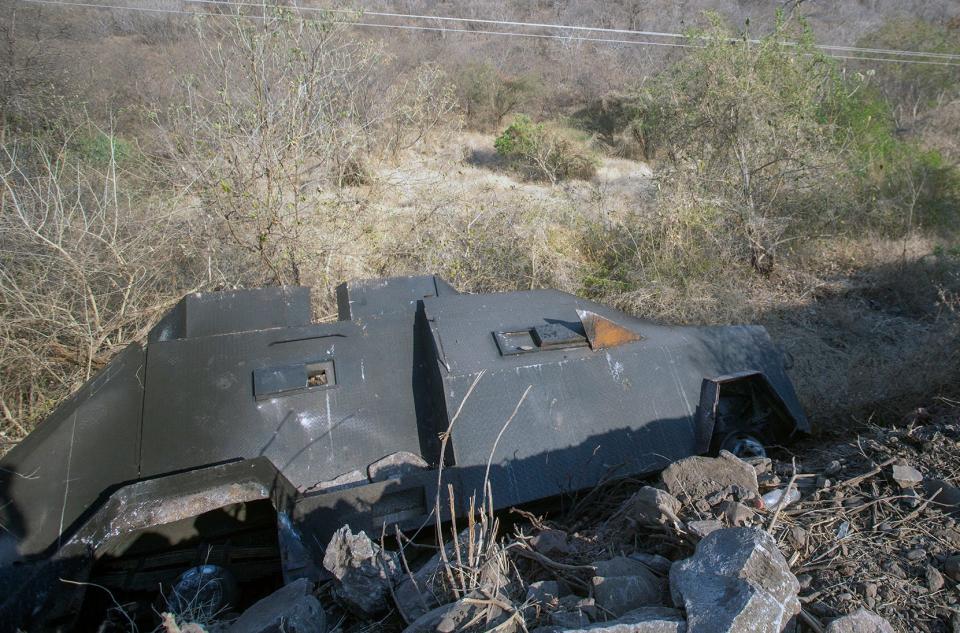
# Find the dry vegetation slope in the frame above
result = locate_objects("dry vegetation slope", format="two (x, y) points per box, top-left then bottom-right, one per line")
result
(0, 2), (959, 450)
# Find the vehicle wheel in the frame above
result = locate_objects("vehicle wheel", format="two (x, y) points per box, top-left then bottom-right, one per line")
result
(718, 431), (767, 459)
(161, 564), (239, 623)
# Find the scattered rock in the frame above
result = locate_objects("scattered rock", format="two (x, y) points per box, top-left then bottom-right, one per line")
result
(719, 500), (754, 527)
(550, 610), (591, 628)
(527, 580), (567, 607)
(744, 457), (772, 475)
(591, 557), (666, 616)
(661, 451), (758, 504)
(627, 552), (672, 575)
(687, 520), (723, 540)
(594, 557), (659, 578)
(402, 591), (515, 633)
(546, 595), (597, 626)
(622, 487), (682, 526)
(532, 529), (572, 557)
(944, 555), (960, 582)
(322, 526), (399, 617)
(891, 464), (923, 489)
(788, 526), (807, 550)
(536, 607), (686, 632)
(927, 565), (945, 592)
(824, 460), (843, 476)
(924, 479), (960, 516)
(906, 547), (927, 562)
(824, 608), (895, 633)
(227, 579), (326, 633)
(670, 528), (800, 633)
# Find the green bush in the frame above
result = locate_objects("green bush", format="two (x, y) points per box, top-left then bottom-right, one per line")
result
(494, 115), (598, 183)
(72, 130), (133, 166)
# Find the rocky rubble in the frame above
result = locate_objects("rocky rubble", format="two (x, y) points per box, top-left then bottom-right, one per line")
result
(176, 402), (960, 633)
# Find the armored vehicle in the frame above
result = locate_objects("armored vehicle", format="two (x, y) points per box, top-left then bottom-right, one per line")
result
(0, 275), (808, 630)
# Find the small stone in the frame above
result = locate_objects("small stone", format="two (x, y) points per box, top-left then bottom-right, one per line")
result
(902, 488), (921, 509)
(322, 526), (399, 617)
(891, 464), (923, 489)
(574, 597), (597, 620)
(824, 608), (895, 633)
(720, 500), (754, 527)
(745, 456), (772, 475)
(924, 480), (960, 516)
(837, 592), (853, 602)
(687, 520), (723, 540)
(906, 548), (927, 562)
(927, 565), (945, 592)
(824, 460), (843, 476)
(622, 487), (682, 526)
(882, 560), (907, 579)
(628, 552), (672, 575)
(944, 555), (960, 582)
(550, 610), (591, 628)
(532, 529), (571, 557)
(403, 591), (514, 633)
(542, 607), (686, 633)
(788, 527), (807, 550)
(759, 473), (782, 487)
(227, 579), (326, 633)
(693, 499), (712, 514)
(592, 573), (666, 617)
(527, 580), (566, 608)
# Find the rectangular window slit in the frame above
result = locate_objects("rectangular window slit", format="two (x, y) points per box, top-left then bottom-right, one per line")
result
(306, 361), (335, 388)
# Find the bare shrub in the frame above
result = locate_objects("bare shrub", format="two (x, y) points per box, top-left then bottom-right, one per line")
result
(458, 62), (542, 131)
(379, 200), (586, 295)
(382, 64), (459, 157)
(161, 7), (457, 287)
(0, 130), (205, 443)
(0, 6), (69, 136)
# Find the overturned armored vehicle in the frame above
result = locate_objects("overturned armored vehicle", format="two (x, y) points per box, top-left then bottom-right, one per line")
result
(0, 275), (808, 630)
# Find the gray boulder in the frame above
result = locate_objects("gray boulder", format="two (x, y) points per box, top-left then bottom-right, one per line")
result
(627, 552), (672, 576)
(661, 451), (758, 504)
(322, 526), (399, 617)
(227, 579), (325, 633)
(825, 609), (895, 633)
(535, 607), (686, 632)
(527, 580), (568, 607)
(591, 557), (666, 616)
(670, 528), (799, 633)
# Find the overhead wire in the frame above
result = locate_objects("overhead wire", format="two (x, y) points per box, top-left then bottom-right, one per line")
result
(186, 0), (960, 61)
(18, 0), (960, 67)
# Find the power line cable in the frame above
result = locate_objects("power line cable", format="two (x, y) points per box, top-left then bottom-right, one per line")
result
(188, 0), (960, 61)
(19, 0), (960, 67)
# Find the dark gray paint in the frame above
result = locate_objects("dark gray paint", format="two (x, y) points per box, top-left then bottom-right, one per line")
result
(0, 275), (809, 632)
